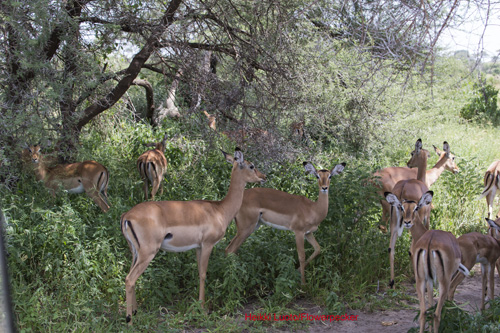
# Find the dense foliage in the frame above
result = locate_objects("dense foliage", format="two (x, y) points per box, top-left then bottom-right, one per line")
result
(460, 81), (500, 125)
(1, 52), (500, 331)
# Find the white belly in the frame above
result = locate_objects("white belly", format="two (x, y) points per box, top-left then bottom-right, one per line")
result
(260, 218), (291, 231)
(66, 183), (85, 194)
(160, 241), (200, 253)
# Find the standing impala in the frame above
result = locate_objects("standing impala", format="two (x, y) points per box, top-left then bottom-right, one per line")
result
(385, 190), (469, 333)
(225, 161), (346, 285)
(479, 160), (500, 219)
(375, 141), (459, 229)
(448, 218), (500, 310)
(137, 134), (168, 200)
(26, 144), (110, 212)
(121, 148), (266, 324)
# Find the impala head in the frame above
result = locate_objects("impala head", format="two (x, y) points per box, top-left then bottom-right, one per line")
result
(155, 134), (168, 152)
(23, 143), (43, 164)
(406, 138), (430, 168)
(303, 162), (346, 193)
(486, 217), (500, 239)
(385, 191), (433, 230)
(433, 141), (459, 174)
(222, 148), (266, 184)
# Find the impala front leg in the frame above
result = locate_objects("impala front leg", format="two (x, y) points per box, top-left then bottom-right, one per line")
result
(196, 244), (215, 308)
(295, 232), (307, 285)
(304, 232), (321, 267)
(388, 227), (398, 288)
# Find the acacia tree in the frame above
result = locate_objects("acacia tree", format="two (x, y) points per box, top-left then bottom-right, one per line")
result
(0, 0), (493, 171)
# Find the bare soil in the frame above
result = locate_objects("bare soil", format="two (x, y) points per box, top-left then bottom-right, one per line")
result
(296, 264), (494, 332)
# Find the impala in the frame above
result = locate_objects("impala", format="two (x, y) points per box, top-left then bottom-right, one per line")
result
(385, 190), (469, 333)
(479, 160), (500, 219)
(375, 141), (459, 229)
(26, 144), (110, 212)
(448, 218), (500, 310)
(137, 134), (168, 200)
(121, 148), (266, 324)
(225, 161), (346, 285)
(384, 177), (432, 289)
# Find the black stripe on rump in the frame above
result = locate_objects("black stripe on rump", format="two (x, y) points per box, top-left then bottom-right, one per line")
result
(127, 220), (140, 249)
(436, 250), (445, 278)
(416, 249), (424, 280)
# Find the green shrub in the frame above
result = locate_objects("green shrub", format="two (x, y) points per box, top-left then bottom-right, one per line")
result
(460, 82), (500, 125)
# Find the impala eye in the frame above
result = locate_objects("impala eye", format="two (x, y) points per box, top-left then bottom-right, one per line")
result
(250, 165), (254, 169)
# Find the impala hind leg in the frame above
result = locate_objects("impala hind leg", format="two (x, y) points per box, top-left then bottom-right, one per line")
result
(142, 177), (149, 200)
(448, 270), (466, 301)
(225, 215), (259, 255)
(83, 181), (110, 212)
(125, 250), (157, 324)
(150, 177), (161, 200)
(416, 275), (427, 333)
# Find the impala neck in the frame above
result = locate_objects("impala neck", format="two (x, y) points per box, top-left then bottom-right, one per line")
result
(416, 153), (427, 185)
(219, 165), (248, 229)
(426, 154), (447, 186)
(33, 158), (49, 182)
(314, 190), (330, 220)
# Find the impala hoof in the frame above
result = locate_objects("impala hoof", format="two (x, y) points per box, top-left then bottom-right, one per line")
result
(389, 280), (394, 289)
(126, 315), (131, 323)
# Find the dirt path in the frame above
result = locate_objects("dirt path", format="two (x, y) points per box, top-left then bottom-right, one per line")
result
(298, 264), (496, 332)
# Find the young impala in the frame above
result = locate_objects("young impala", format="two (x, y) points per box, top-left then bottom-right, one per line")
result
(137, 134), (168, 200)
(225, 161), (346, 285)
(121, 148), (266, 324)
(26, 144), (110, 212)
(385, 190), (469, 333)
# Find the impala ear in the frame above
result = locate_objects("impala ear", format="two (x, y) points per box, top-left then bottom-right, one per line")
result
(418, 191), (433, 208)
(433, 144), (441, 156)
(221, 149), (234, 164)
(331, 162), (346, 176)
(415, 138), (422, 154)
(384, 192), (400, 206)
(303, 162), (318, 177)
(233, 148), (244, 165)
(443, 141), (450, 158)
(486, 218), (500, 231)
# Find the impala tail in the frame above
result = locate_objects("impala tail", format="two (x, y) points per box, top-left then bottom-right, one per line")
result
(121, 215), (139, 267)
(458, 263), (470, 276)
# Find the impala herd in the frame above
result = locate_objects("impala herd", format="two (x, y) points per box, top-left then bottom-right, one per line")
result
(19, 133), (500, 332)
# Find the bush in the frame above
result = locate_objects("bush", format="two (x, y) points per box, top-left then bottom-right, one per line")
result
(460, 82), (500, 125)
